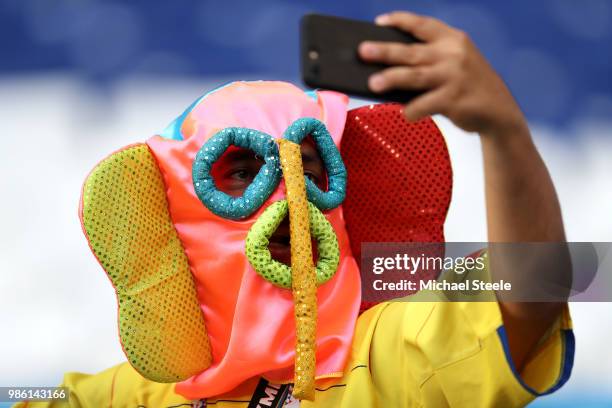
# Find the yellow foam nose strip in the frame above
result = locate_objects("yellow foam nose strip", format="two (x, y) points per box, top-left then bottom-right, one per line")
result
(81, 143), (212, 383)
(278, 139), (317, 401)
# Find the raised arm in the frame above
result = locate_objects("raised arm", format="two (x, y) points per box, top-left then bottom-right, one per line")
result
(358, 10), (567, 371)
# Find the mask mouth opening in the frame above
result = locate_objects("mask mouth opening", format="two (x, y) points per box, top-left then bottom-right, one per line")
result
(268, 210), (320, 267)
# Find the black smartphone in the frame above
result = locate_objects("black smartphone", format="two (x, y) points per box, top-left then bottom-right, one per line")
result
(300, 13), (421, 103)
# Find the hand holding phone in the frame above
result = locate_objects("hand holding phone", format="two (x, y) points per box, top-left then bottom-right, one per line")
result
(300, 14), (421, 103)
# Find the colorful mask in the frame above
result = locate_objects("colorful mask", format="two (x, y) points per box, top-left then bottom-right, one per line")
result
(79, 81), (452, 401)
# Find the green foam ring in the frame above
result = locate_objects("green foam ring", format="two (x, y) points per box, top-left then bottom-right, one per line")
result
(245, 199), (340, 289)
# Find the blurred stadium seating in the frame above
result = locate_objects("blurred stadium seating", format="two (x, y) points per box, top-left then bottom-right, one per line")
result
(1, 1), (611, 407)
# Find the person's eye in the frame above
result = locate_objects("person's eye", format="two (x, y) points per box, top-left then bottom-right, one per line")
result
(305, 171), (320, 184)
(230, 169), (254, 181)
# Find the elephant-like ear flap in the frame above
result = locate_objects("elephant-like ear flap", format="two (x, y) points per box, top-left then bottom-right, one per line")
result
(79, 143), (212, 382)
(341, 104), (453, 309)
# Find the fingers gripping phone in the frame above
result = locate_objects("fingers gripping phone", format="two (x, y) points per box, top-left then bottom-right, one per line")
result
(300, 14), (421, 103)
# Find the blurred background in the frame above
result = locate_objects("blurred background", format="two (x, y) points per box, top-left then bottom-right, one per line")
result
(0, 0), (611, 406)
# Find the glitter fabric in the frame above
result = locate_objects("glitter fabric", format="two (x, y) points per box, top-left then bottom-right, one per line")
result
(83, 82), (362, 399)
(192, 127), (281, 220)
(245, 199), (340, 289)
(278, 138), (317, 401)
(80, 144), (212, 383)
(306, 200), (341, 284)
(283, 117), (347, 210)
(340, 103), (453, 311)
(192, 118), (346, 220)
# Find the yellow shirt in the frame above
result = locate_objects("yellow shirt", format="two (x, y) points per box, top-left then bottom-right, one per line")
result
(15, 300), (573, 408)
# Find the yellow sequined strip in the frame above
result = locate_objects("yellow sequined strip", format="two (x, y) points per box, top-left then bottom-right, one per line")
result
(278, 139), (316, 401)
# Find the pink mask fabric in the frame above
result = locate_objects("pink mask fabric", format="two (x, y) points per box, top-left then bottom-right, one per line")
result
(145, 81), (361, 399)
